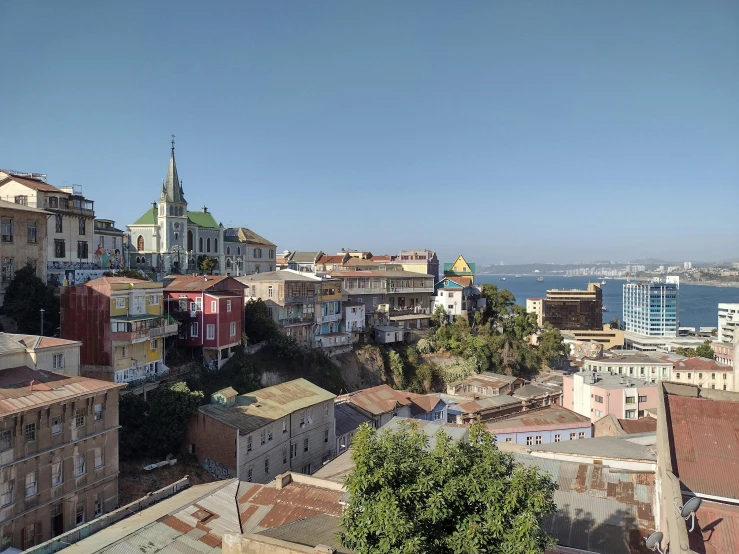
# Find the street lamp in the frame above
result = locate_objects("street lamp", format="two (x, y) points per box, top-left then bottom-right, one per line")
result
(40, 309), (45, 336)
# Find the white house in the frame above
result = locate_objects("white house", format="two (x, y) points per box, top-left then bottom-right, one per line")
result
(432, 278), (484, 322)
(343, 300), (365, 333)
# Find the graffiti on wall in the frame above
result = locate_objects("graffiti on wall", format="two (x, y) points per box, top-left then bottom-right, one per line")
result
(94, 246), (124, 269)
(203, 458), (233, 480)
(48, 269), (107, 287)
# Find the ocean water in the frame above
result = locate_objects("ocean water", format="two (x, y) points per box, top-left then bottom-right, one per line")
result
(476, 275), (739, 330)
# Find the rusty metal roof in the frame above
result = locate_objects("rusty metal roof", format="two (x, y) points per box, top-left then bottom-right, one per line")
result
(0, 367), (123, 417)
(686, 498), (739, 554)
(665, 393), (739, 500)
(335, 402), (372, 436)
(344, 384), (417, 416)
(618, 418), (657, 435)
(458, 395), (521, 413)
(485, 405), (591, 434)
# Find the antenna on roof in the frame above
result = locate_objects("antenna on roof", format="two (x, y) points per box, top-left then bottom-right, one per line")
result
(680, 496), (702, 532)
(645, 531), (664, 553)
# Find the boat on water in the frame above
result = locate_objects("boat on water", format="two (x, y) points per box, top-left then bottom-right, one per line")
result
(601, 280), (606, 285)
(515, 275), (522, 278)
(537, 277), (544, 282)
(602, 306), (608, 312)
(500, 277), (507, 281)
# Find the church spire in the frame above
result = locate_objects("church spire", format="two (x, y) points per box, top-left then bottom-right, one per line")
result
(164, 134), (185, 203)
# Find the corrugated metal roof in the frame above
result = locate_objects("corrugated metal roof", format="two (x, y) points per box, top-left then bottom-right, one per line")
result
(334, 403), (372, 436)
(618, 418), (657, 435)
(257, 514), (351, 553)
(513, 383), (559, 398)
(687, 499), (739, 554)
(458, 395), (521, 413)
(665, 393), (739, 500)
(343, 385), (417, 416)
(530, 435), (656, 462)
(485, 405), (591, 434)
(515, 454), (655, 554)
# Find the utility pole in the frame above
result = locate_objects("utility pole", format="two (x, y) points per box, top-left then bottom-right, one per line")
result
(40, 309), (45, 336)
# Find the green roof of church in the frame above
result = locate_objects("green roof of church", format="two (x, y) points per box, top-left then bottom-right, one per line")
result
(187, 210), (219, 229)
(133, 207), (157, 225)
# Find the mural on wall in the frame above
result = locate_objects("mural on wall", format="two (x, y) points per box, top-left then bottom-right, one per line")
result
(203, 458), (233, 480)
(48, 269), (107, 287)
(94, 245), (124, 269)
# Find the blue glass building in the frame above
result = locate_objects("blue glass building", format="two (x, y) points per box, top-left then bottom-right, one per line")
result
(622, 281), (679, 337)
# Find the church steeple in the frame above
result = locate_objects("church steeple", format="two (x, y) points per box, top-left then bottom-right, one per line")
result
(164, 135), (185, 203)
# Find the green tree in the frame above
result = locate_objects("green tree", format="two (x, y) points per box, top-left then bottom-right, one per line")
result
(609, 317), (620, 330)
(339, 421), (557, 554)
(243, 299), (279, 343)
(480, 283), (515, 325)
(104, 268), (149, 280)
(431, 304), (447, 327)
(387, 349), (405, 388)
(538, 324), (568, 367)
(695, 340), (715, 360)
(676, 346), (697, 357)
(197, 255), (216, 274)
(2, 265), (60, 335)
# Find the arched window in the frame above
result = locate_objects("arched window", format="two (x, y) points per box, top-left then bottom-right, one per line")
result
(237, 247), (241, 255)
(187, 230), (194, 252)
(226, 259), (232, 269)
(137, 235), (144, 252)
(226, 246), (231, 255)
(214, 238), (218, 253)
(199, 237), (203, 252)
(207, 238), (211, 252)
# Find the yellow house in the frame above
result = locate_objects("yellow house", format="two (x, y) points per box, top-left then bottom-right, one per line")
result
(443, 255), (476, 286)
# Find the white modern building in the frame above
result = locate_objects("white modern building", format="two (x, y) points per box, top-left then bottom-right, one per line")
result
(718, 303), (739, 345)
(622, 281), (678, 337)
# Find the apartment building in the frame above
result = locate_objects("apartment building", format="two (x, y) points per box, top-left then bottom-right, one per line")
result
(0, 171), (95, 287)
(92, 219), (125, 271)
(394, 250), (439, 282)
(713, 303), (739, 368)
(541, 283), (603, 331)
(622, 281), (679, 337)
(563, 371), (659, 422)
(223, 227), (276, 275)
(163, 275), (244, 368)
(0, 367), (123, 550)
(0, 199), (49, 308)
(0, 334), (81, 376)
(186, 379), (336, 482)
(60, 277), (178, 383)
(526, 298), (544, 327)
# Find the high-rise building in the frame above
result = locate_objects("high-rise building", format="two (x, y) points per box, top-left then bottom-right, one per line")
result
(542, 283), (603, 331)
(718, 303), (739, 345)
(622, 281), (678, 337)
(683, 261), (692, 270)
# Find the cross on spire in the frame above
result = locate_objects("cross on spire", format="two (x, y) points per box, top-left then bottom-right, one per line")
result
(171, 134), (176, 152)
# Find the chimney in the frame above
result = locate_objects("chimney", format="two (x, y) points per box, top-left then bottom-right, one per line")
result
(202, 206), (208, 213)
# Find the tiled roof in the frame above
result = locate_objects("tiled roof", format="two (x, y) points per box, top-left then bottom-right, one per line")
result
(515, 454), (655, 553)
(0, 174), (64, 192)
(617, 417), (657, 435)
(665, 393), (739, 500)
(342, 384), (416, 416)
(163, 275), (243, 292)
(673, 356), (733, 372)
(371, 255), (394, 262)
(485, 406), (591, 434)
(187, 210), (219, 229)
(316, 255), (345, 264)
(335, 403), (373, 436)
(530, 435), (656, 462)
(0, 367), (123, 416)
(199, 379), (335, 434)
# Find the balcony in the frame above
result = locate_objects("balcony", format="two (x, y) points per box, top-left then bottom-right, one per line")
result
(111, 319), (178, 344)
(280, 315), (315, 326)
(387, 286), (434, 294)
(343, 286), (385, 295)
(284, 296), (316, 304)
(388, 306), (430, 318)
(316, 312), (342, 324)
(150, 324), (179, 338)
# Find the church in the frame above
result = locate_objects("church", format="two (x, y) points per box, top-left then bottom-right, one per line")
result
(127, 139), (225, 274)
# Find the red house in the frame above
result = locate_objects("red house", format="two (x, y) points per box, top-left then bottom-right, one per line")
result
(163, 275), (245, 368)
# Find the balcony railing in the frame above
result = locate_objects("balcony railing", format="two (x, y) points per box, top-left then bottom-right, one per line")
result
(280, 316), (315, 326)
(284, 296), (316, 304)
(150, 324), (179, 338)
(388, 306), (429, 317)
(316, 313), (342, 323)
(343, 286), (385, 295)
(387, 286), (434, 294)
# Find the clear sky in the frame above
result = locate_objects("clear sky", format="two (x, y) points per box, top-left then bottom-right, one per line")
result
(1, 1), (737, 265)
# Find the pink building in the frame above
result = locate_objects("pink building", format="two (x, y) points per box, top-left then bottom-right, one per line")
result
(563, 371), (659, 422)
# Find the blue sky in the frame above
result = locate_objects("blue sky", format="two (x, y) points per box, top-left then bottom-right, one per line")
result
(1, 1), (737, 265)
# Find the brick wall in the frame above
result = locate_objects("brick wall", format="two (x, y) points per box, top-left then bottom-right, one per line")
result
(186, 412), (238, 478)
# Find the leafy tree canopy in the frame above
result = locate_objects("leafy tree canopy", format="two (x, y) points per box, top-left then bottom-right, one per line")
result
(538, 324), (568, 367)
(2, 265), (59, 335)
(197, 255), (216, 275)
(340, 421), (557, 554)
(677, 340), (714, 360)
(104, 268), (150, 280)
(243, 299), (280, 344)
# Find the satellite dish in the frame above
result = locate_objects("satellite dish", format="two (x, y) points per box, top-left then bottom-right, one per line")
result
(681, 496), (702, 532)
(645, 531), (664, 553)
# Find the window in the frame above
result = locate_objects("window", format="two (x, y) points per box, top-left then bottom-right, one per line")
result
(74, 409), (85, 428)
(247, 435), (252, 452)
(594, 395), (603, 403)
(504, 437), (513, 443)
(150, 339), (158, 350)
(94, 494), (103, 517)
(1, 217), (13, 242)
(51, 415), (62, 435)
(74, 453), (86, 476)
(687, 373), (692, 380)
(0, 481), (13, 506)
(724, 373), (728, 380)
(78, 218), (86, 235)
(625, 410), (636, 419)
(25, 423), (36, 443)
(14, 195), (28, 205)
(625, 396), (635, 404)
(676, 372), (680, 379)
(27, 220), (37, 243)
(324, 402), (329, 416)
(1, 258), (13, 282)
(121, 346), (127, 358)
(569, 433), (576, 440)
(595, 410), (603, 417)
(55, 214), (63, 233)
(206, 238), (211, 252)
(434, 410), (443, 420)
(247, 466), (253, 482)
(77, 241), (89, 259)
(24, 523), (41, 549)
(25, 472), (37, 497)
(94, 447), (104, 468)
(324, 429), (329, 443)
(230, 321), (236, 337)
(211, 300), (217, 312)
(724, 384), (727, 391)
(554, 434), (561, 443)
(699, 373), (703, 380)
(191, 322), (198, 337)
(301, 464), (311, 474)
(268, 426), (273, 441)
(535, 435), (542, 445)
(268, 286), (273, 298)
(206, 324), (215, 340)
(260, 429), (266, 445)
(712, 373), (716, 379)
(50, 353), (65, 370)
(282, 419), (287, 434)
(0, 430), (11, 452)
(299, 410), (306, 427)
(52, 461), (63, 486)
(76, 504), (85, 526)
(638, 395), (647, 403)
(291, 443), (297, 459)
(226, 299), (232, 313)
(264, 457), (269, 474)
(115, 297), (126, 309)
(148, 294), (159, 305)
(526, 436), (533, 446)
(214, 238), (218, 253)
(304, 437), (309, 452)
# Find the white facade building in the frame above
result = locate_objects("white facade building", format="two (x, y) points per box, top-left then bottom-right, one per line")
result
(718, 303), (739, 345)
(343, 301), (365, 333)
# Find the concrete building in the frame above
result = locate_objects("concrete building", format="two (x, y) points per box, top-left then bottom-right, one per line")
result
(717, 302), (739, 344)
(60, 277), (178, 383)
(526, 298), (544, 327)
(186, 379), (336, 482)
(623, 330), (705, 352)
(541, 283), (603, 331)
(485, 405), (592, 445)
(0, 334), (81, 375)
(561, 325), (625, 350)
(127, 140), (225, 275)
(334, 402), (372, 455)
(581, 354), (674, 381)
(563, 371), (659, 421)
(0, 171), (95, 287)
(622, 281), (679, 337)
(0, 367), (123, 550)
(223, 227), (276, 276)
(92, 219), (125, 271)
(713, 340), (736, 367)
(342, 300), (365, 335)
(0, 199), (50, 307)
(285, 251), (323, 273)
(432, 277), (484, 322)
(394, 249), (439, 282)
(656, 382), (739, 554)
(163, 275), (245, 368)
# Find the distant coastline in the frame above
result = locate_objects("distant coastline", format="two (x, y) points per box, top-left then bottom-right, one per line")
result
(477, 274), (739, 290)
